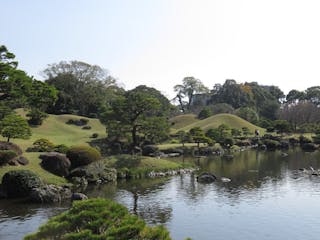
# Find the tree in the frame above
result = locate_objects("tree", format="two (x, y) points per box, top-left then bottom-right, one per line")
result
(198, 107), (212, 119)
(0, 45), (33, 107)
(235, 107), (258, 124)
(174, 77), (209, 112)
(273, 120), (291, 133)
(189, 127), (212, 153)
(43, 61), (121, 116)
(101, 86), (170, 149)
(0, 114), (31, 142)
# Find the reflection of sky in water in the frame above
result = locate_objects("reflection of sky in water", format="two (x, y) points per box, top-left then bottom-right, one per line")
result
(1, 149), (320, 240)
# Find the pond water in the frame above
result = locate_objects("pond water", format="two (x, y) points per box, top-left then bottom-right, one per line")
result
(1, 148), (320, 240)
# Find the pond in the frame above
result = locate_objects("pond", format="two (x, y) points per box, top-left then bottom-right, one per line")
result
(1, 148), (320, 240)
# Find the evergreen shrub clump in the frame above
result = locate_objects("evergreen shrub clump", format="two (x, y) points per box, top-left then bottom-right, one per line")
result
(67, 145), (101, 168)
(24, 198), (172, 240)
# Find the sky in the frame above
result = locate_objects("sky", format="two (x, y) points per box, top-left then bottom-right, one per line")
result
(2, 0), (320, 99)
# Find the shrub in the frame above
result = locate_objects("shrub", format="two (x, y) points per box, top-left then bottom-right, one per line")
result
(26, 109), (48, 126)
(198, 107), (212, 119)
(32, 138), (55, 152)
(142, 145), (159, 156)
(82, 125), (91, 130)
(263, 139), (280, 150)
(52, 144), (69, 154)
(67, 145), (101, 168)
(0, 141), (22, 155)
(24, 198), (171, 240)
(91, 133), (99, 138)
(299, 135), (312, 144)
(0, 150), (17, 165)
(2, 170), (42, 198)
(66, 118), (89, 126)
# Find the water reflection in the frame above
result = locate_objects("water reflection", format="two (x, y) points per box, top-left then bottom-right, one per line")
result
(1, 149), (320, 240)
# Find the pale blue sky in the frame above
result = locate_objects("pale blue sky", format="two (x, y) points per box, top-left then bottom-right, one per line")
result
(2, 0), (320, 98)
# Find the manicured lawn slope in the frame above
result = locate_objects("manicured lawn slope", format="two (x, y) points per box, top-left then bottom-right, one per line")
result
(172, 113), (265, 133)
(170, 114), (198, 130)
(0, 110), (107, 185)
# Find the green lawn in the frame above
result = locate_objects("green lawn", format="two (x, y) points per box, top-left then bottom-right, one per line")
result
(0, 110), (107, 185)
(173, 113), (265, 133)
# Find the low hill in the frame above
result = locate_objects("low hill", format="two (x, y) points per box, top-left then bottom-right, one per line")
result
(172, 113), (265, 133)
(3, 110), (107, 151)
(170, 114), (198, 130)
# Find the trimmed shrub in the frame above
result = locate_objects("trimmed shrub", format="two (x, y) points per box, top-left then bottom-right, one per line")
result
(67, 145), (101, 168)
(25, 198), (171, 240)
(263, 139), (280, 150)
(0, 150), (17, 165)
(142, 145), (159, 156)
(52, 144), (69, 154)
(2, 170), (42, 198)
(32, 138), (55, 152)
(91, 133), (99, 138)
(82, 125), (91, 130)
(0, 141), (22, 155)
(66, 118), (89, 126)
(301, 143), (317, 152)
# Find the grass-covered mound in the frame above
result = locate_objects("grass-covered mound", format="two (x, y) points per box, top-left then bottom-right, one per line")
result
(173, 113), (264, 133)
(103, 155), (188, 178)
(0, 110), (106, 185)
(24, 198), (171, 240)
(170, 114), (198, 131)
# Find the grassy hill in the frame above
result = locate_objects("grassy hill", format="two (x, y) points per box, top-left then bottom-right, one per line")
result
(0, 111), (107, 185)
(171, 113), (265, 134)
(170, 114), (198, 130)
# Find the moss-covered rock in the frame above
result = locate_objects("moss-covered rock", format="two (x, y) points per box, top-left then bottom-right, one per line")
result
(40, 152), (71, 177)
(1, 170), (42, 198)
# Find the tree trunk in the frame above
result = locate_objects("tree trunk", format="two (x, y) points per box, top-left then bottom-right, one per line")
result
(132, 125), (137, 148)
(7, 137), (10, 142)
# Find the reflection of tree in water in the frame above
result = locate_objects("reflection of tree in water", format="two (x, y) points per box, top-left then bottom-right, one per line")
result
(175, 150), (290, 204)
(0, 199), (68, 221)
(117, 178), (173, 224)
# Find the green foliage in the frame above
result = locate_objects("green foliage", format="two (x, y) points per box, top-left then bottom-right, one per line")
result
(0, 113), (31, 142)
(43, 61), (122, 116)
(33, 138), (55, 152)
(242, 127), (251, 136)
(52, 144), (69, 154)
(235, 107), (258, 124)
(0, 150), (17, 165)
(273, 120), (291, 133)
(263, 139), (280, 150)
(26, 108), (48, 126)
(2, 170), (42, 198)
(174, 76), (209, 112)
(198, 107), (212, 119)
(24, 198), (172, 240)
(101, 86), (170, 148)
(231, 128), (242, 137)
(67, 145), (101, 168)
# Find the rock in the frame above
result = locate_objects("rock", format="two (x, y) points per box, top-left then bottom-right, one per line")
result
(301, 143), (317, 152)
(69, 160), (117, 183)
(1, 170), (42, 198)
(221, 177), (231, 183)
(281, 152), (289, 157)
(197, 172), (217, 183)
(142, 145), (159, 156)
(71, 192), (88, 201)
(29, 185), (72, 203)
(40, 152), (71, 177)
(16, 156), (29, 165)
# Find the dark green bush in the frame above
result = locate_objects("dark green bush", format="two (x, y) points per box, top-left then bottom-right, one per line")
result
(263, 139), (280, 150)
(0, 150), (17, 165)
(52, 144), (69, 154)
(67, 145), (101, 168)
(2, 170), (42, 198)
(82, 125), (91, 130)
(24, 198), (171, 240)
(66, 118), (89, 126)
(91, 133), (99, 138)
(26, 109), (48, 126)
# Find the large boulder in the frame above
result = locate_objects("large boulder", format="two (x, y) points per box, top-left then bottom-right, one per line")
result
(197, 172), (217, 183)
(69, 160), (117, 183)
(40, 152), (71, 177)
(71, 192), (88, 201)
(1, 170), (42, 198)
(29, 185), (72, 203)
